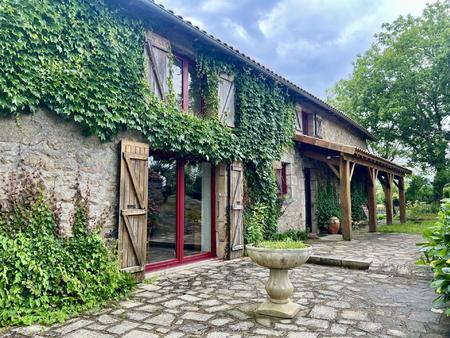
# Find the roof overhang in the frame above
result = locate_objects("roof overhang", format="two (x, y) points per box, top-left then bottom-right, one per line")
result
(294, 134), (411, 176)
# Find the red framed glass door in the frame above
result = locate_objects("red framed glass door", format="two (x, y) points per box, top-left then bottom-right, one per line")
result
(146, 155), (215, 271)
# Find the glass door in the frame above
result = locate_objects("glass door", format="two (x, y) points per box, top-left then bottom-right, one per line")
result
(146, 156), (215, 271)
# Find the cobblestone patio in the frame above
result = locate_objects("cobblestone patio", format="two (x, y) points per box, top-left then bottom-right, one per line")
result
(309, 229), (432, 278)
(4, 231), (449, 338)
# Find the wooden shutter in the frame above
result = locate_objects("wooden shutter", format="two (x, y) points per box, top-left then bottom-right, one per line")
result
(118, 140), (149, 278)
(145, 32), (170, 100)
(218, 74), (235, 128)
(229, 161), (244, 258)
(295, 105), (303, 132)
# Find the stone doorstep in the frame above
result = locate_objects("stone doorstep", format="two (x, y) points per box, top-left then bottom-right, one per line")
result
(145, 258), (223, 279)
(307, 255), (372, 270)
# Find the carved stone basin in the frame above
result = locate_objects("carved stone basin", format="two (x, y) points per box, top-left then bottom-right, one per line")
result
(247, 245), (313, 318)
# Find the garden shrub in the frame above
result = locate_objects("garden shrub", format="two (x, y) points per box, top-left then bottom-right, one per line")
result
(270, 229), (309, 242)
(351, 177), (367, 222)
(244, 202), (266, 246)
(0, 166), (135, 326)
(315, 181), (341, 231)
(407, 201), (440, 220)
(417, 199), (450, 315)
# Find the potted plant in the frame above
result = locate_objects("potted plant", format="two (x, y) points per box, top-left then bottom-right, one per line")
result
(247, 239), (312, 318)
(328, 216), (340, 234)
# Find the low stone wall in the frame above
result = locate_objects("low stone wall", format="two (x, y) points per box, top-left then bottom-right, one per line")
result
(0, 109), (144, 238)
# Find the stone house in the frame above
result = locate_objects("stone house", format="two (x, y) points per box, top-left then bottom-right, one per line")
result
(0, 0), (410, 274)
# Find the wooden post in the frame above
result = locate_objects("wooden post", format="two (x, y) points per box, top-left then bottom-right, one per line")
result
(384, 173), (394, 225)
(398, 176), (406, 224)
(367, 167), (378, 232)
(340, 157), (352, 241)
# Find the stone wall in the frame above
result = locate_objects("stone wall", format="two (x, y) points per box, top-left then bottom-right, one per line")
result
(277, 148), (306, 232)
(0, 109), (144, 238)
(320, 114), (368, 149)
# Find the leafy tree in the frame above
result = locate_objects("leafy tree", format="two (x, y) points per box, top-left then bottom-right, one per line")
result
(327, 1), (450, 198)
(406, 175), (434, 203)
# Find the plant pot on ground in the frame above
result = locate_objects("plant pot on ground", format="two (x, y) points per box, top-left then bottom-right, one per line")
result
(328, 216), (340, 234)
(246, 240), (312, 318)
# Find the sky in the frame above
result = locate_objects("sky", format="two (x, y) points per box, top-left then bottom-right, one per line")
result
(156, 0), (435, 99)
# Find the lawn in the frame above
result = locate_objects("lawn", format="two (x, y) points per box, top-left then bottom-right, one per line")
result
(378, 220), (437, 234)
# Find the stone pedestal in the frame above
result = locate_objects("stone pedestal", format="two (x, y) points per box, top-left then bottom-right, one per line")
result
(257, 268), (300, 318)
(246, 245), (313, 319)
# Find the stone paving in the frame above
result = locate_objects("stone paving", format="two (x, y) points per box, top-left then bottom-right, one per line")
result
(309, 228), (432, 278)
(4, 232), (449, 338)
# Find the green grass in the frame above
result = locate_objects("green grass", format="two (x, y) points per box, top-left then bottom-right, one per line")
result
(256, 240), (308, 249)
(378, 220), (437, 234)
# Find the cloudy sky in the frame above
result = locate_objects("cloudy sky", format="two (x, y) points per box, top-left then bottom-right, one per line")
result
(156, 0), (434, 99)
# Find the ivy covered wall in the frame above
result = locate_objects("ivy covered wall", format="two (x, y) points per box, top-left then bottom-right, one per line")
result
(0, 0), (294, 239)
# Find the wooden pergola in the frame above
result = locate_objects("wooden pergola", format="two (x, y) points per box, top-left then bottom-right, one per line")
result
(295, 134), (412, 241)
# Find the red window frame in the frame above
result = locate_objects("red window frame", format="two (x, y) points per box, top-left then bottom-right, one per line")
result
(276, 163), (288, 196)
(145, 156), (216, 272)
(174, 53), (204, 115)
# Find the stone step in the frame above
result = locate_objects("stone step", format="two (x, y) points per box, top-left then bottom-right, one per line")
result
(307, 255), (372, 270)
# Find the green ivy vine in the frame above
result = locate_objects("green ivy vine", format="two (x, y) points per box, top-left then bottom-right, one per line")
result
(0, 0), (294, 239)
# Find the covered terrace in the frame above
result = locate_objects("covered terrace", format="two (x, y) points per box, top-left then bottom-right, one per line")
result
(295, 134), (412, 241)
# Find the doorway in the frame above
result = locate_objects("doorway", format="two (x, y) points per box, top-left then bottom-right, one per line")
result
(304, 168), (312, 232)
(146, 155), (215, 271)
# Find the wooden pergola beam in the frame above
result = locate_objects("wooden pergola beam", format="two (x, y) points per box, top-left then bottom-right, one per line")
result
(397, 176), (406, 224)
(379, 173), (394, 225)
(367, 167), (378, 232)
(340, 157), (352, 241)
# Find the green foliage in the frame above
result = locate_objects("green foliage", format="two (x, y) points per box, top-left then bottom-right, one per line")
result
(407, 201), (440, 220)
(255, 239), (308, 249)
(235, 71), (294, 239)
(316, 181), (341, 230)
(0, 0), (295, 243)
(417, 199), (450, 315)
(407, 175), (434, 203)
(270, 229), (309, 242)
(433, 169), (450, 201)
(327, 1), (450, 175)
(379, 220), (436, 234)
(244, 202), (266, 246)
(0, 0), (237, 163)
(351, 177), (367, 222)
(0, 170), (135, 326)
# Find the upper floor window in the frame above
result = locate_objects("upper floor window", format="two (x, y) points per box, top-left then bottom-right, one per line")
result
(172, 54), (201, 115)
(275, 162), (288, 196)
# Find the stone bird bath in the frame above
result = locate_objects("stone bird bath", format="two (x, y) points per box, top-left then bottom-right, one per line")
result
(247, 245), (312, 318)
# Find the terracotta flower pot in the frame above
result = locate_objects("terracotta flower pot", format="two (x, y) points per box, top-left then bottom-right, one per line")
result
(328, 217), (340, 234)
(246, 245), (312, 318)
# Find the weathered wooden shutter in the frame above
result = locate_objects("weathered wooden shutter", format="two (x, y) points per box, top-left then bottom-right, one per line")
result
(144, 32), (170, 100)
(295, 105), (303, 132)
(118, 140), (149, 279)
(229, 161), (244, 258)
(218, 74), (235, 128)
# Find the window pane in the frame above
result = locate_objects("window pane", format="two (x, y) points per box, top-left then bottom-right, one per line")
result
(172, 57), (183, 109)
(188, 64), (201, 115)
(147, 156), (177, 263)
(184, 162), (211, 256)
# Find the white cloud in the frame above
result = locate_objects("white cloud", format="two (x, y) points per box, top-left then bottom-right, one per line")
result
(200, 0), (232, 13)
(222, 18), (250, 42)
